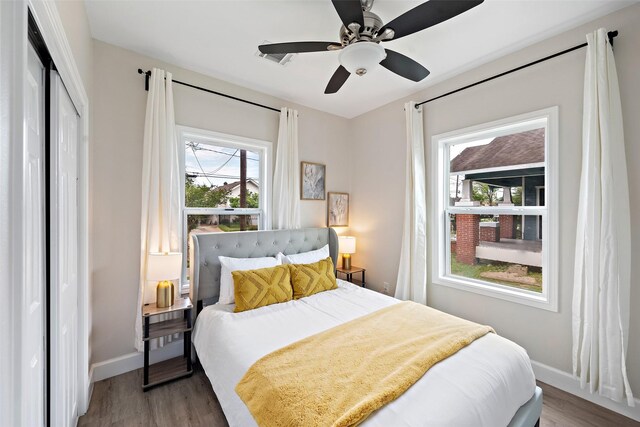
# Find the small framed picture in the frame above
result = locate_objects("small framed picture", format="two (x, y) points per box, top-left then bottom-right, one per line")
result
(300, 161), (326, 200)
(327, 192), (349, 227)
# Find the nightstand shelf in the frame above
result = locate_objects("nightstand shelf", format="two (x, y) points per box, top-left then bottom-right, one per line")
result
(145, 318), (192, 341)
(146, 356), (191, 388)
(336, 266), (366, 288)
(142, 296), (193, 391)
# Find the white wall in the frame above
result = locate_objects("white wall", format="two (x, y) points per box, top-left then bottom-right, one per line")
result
(90, 40), (352, 365)
(350, 2), (640, 399)
(55, 0), (93, 92)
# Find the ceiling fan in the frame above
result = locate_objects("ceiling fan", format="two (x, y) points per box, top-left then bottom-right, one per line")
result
(258, 0), (484, 94)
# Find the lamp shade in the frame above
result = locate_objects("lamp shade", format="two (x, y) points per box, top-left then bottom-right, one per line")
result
(338, 42), (386, 76)
(338, 236), (356, 254)
(147, 252), (182, 281)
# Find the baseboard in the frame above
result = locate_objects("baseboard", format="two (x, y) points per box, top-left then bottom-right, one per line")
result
(530, 359), (640, 422)
(90, 339), (184, 383)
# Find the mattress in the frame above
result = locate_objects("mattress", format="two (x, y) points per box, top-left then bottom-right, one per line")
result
(193, 280), (536, 427)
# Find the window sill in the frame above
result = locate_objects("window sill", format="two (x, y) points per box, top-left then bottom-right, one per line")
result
(433, 275), (558, 312)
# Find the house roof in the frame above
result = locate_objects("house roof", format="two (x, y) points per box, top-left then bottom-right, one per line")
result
(450, 128), (545, 173)
(218, 178), (259, 192)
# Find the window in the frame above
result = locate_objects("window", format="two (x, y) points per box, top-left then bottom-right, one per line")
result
(432, 107), (558, 311)
(178, 127), (272, 289)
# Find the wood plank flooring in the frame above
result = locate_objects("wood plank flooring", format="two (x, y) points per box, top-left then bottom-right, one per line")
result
(79, 368), (639, 427)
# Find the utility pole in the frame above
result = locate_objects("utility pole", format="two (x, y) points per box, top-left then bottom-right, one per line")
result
(239, 149), (247, 231)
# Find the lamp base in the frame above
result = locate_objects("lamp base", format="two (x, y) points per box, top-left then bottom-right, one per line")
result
(156, 280), (175, 308)
(341, 254), (352, 270)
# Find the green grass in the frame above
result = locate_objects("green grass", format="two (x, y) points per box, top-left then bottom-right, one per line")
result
(450, 255), (542, 293)
(218, 223), (258, 232)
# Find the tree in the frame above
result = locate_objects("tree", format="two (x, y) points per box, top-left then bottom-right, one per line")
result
(510, 187), (523, 206)
(185, 177), (230, 208)
(472, 182), (498, 206)
(185, 177), (231, 233)
(229, 191), (259, 209)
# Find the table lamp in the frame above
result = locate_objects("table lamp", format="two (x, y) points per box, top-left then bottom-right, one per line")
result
(338, 236), (356, 270)
(147, 252), (182, 308)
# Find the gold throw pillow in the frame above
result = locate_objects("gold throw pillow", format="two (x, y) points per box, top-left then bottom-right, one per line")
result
(233, 265), (292, 313)
(289, 257), (338, 299)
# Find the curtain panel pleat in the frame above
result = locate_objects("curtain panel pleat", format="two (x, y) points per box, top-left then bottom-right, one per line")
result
(272, 107), (300, 229)
(572, 28), (634, 406)
(395, 101), (427, 305)
(135, 68), (182, 352)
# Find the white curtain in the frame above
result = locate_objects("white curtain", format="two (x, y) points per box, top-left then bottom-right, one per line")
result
(272, 107), (300, 229)
(572, 28), (633, 406)
(395, 101), (427, 304)
(135, 68), (182, 351)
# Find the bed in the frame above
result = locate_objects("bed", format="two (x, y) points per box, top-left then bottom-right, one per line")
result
(189, 227), (542, 427)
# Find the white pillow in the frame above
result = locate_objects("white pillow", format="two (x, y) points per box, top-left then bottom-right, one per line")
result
(277, 244), (330, 265)
(218, 256), (280, 304)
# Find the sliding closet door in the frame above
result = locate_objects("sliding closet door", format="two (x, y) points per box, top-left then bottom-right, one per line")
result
(24, 44), (46, 427)
(50, 71), (80, 427)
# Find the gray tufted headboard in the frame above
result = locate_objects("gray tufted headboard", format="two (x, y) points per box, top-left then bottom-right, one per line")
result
(189, 227), (338, 315)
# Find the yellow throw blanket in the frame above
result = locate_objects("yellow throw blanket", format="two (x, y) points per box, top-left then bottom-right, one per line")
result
(235, 301), (494, 427)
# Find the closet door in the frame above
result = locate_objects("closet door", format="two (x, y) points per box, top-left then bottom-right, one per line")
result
(24, 44), (46, 427)
(50, 71), (79, 427)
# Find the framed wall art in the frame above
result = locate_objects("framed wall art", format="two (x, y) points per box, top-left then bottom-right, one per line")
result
(327, 192), (349, 227)
(300, 161), (326, 200)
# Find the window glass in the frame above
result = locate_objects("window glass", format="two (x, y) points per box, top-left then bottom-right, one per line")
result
(446, 127), (545, 295)
(449, 214), (543, 293)
(185, 141), (261, 208)
(180, 132), (269, 289)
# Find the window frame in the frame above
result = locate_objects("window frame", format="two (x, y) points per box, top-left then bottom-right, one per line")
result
(430, 107), (559, 311)
(177, 125), (273, 292)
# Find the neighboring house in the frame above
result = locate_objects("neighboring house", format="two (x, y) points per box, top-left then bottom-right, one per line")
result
(216, 178), (260, 227)
(217, 178), (260, 207)
(451, 128), (545, 266)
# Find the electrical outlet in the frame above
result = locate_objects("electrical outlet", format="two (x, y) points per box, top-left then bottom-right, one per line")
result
(383, 282), (390, 295)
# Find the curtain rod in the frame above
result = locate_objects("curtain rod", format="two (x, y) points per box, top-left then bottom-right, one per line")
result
(415, 30), (618, 109)
(137, 69), (281, 113)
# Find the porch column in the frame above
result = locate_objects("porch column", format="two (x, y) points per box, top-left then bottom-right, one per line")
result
(499, 186), (515, 239)
(456, 180), (480, 207)
(480, 222), (500, 243)
(455, 214), (479, 265)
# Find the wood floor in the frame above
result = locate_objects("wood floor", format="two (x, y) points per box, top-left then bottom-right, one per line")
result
(79, 368), (639, 427)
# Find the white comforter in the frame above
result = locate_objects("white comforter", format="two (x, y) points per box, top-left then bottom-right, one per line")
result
(193, 280), (536, 427)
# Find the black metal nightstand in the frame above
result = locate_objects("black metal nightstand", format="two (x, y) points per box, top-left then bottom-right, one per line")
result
(142, 296), (193, 390)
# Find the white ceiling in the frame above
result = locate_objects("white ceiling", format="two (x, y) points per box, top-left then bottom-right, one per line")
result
(85, 0), (635, 118)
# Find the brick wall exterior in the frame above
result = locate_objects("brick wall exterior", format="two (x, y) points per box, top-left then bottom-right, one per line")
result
(480, 225), (500, 243)
(456, 214), (479, 265)
(499, 215), (515, 239)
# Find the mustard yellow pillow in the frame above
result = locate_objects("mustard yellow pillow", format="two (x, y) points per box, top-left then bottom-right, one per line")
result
(288, 257), (338, 299)
(232, 265), (292, 313)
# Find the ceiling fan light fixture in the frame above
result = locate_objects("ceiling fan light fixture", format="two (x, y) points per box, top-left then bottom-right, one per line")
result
(338, 42), (386, 76)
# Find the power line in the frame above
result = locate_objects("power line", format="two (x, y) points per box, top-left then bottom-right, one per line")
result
(190, 143), (213, 186)
(209, 149), (238, 175)
(186, 171), (260, 180)
(186, 142), (259, 161)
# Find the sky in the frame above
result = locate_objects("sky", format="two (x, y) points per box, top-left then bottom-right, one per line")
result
(185, 141), (260, 187)
(448, 137), (493, 198)
(448, 137), (493, 161)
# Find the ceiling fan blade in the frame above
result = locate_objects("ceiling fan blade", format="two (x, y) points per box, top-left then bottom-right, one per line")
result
(325, 65), (350, 94)
(259, 41), (342, 54)
(380, 49), (430, 82)
(331, 0), (364, 28)
(380, 0), (483, 41)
